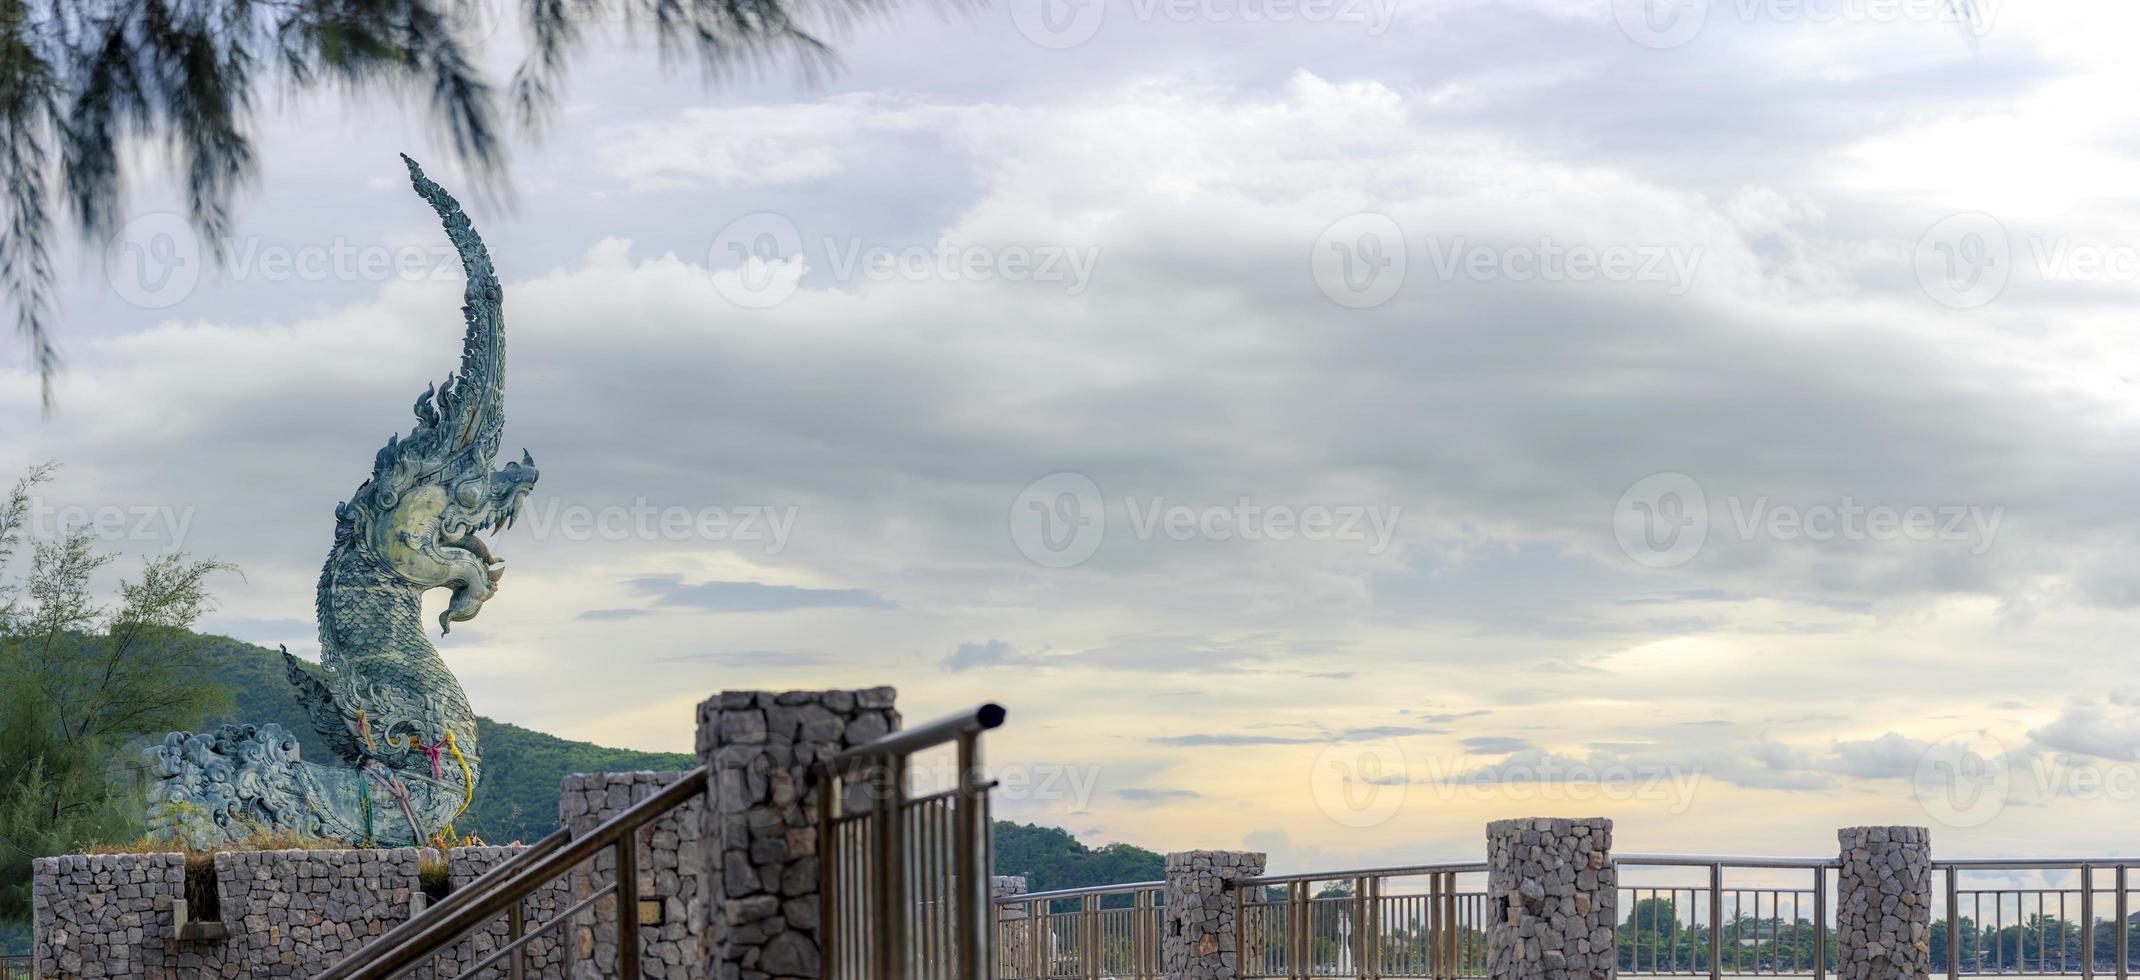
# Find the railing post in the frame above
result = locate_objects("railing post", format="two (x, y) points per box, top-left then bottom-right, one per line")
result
(2085, 864), (2097, 980)
(1135, 887), (1155, 980)
(1084, 893), (1102, 980)
(507, 892), (525, 980)
(1428, 870), (1444, 980)
(1287, 882), (1306, 980)
(1816, 864), (1829, 980)
(1353, 875), (1370, 980)
(1162, 850), (1265, 980)
(1440, 871), (1456, 980)
(1709, 863), (1723, 980)
(2119, 865), (2129, 980)
(616, 831), (641, 980)
(1836, 826), (1931, 980)
(1033, 899), (1049, 979)
(873, 754), (909, 980)
(959, 731), (990, 980)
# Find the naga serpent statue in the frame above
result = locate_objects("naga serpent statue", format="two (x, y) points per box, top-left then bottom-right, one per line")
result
(144, 156), (539, 848)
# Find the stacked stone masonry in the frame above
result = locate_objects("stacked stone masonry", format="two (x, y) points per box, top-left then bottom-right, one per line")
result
(1486, 817), (1616, 980)
(1836, 826), (1932, 980)
(30, 768), (709, 980)
(696, 687), (899, 980)
(1161, 850), (1265, 980)
(563, 771), (706, 980)
(30, 853), (184, 980)
(214, 847), (421, 978)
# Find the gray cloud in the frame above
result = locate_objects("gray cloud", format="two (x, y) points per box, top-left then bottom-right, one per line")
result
(2030, 694), (2140, 762)
(942, 639), (1026, 673)
(1824, 733), (1932, 780)
(1461, 736), (1534, 755)
(1117, 788), (1200, 803)
(654, 650), (834, 667)
(630, 575), (895, 613)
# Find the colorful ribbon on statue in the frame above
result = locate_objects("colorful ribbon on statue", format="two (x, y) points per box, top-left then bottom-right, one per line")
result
(445, 731), (475, 820)
(415, 734), (449, 779)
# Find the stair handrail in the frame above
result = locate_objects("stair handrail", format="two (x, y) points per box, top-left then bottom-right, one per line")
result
(317, 763), (710, 980)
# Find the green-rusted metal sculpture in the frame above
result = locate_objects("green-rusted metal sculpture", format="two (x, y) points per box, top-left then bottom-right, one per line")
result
(144, 157), (538, 847)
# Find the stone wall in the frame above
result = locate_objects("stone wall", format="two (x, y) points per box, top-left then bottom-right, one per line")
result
(1486, 817), (1616, 980)
(1836, 826), (1931, 980)
(696, 687), (898, 980)
(30, 769), (714, 980)
(1161, 850), (1265, 980)
(214, 847), (422, 977)
(564, 771), (707, 980)
(29, 853), (184, 980)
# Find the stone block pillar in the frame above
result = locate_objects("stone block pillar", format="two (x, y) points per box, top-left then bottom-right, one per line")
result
(696, 688), (898, 980)
(1162, 850), (1265, 980)
(1836, 826), (1931, 980)
(993, 876), (1030, 971)
(1487, 817), (1615, 980)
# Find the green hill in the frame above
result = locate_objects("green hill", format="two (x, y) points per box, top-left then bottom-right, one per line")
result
(190, 635), (695, 843)
(993, 821), (1165, 894)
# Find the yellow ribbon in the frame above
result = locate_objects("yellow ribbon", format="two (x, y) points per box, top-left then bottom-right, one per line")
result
(446, 730), (475, 819)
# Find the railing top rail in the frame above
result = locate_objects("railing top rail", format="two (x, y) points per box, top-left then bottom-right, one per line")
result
(1616, 853), (1836, 869)
(998, 880), (1166, 904)
(1244, 861), (1489, 886)
(817, 703), (1006, 779)
(1935, 857), (2140, 870)
(317, 763), (710, 980)
(1043, 851), (2140, 900)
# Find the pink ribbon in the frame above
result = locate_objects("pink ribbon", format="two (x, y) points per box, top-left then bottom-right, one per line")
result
(415, 736), (448, 779)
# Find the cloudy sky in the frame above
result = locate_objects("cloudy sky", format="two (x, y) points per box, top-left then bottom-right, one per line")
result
(11, 0), (2140, 873)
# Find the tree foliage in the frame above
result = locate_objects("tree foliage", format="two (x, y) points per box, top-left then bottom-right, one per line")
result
(992, 820), (1166, 895)
(2, 0), (917, 408)
(0, 462), (236, 920)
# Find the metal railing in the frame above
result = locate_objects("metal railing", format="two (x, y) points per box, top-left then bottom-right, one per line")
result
(993, 881), (1166, 979)
(1, 953), (32, 980)
(1936, 858), (2140, 978)
(319, 765), (707, 980)
(989, 854), (2140, 980)
(1239, 863), (1490, 979)
(1614, 855), (1831, 979)
(819, 703), (1008, 980)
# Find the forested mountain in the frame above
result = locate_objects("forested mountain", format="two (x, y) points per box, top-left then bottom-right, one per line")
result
(994, 821), (1166, 892)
